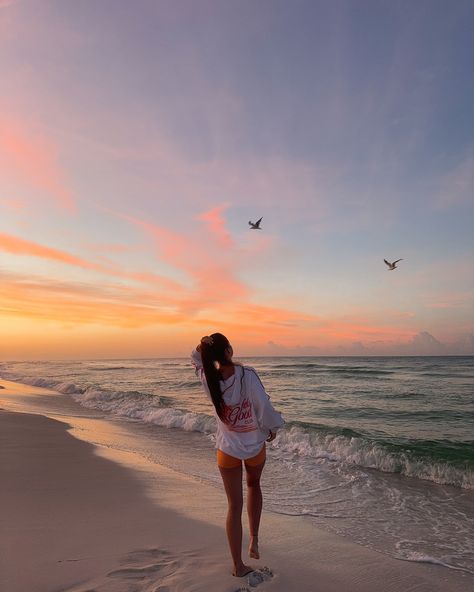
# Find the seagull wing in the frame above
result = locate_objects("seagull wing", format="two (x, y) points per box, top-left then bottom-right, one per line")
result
(393, 259), (403, 264)
(256, 217), (263, 227)
(383, 259), (391, 267)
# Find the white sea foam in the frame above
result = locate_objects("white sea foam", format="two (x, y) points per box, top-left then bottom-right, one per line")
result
(2, 372), (472, 490)
(395, 541), (474, 573)
(274, 426), (473, 490)
(69, 387), (216, 434)
(404, 553), (470, 571)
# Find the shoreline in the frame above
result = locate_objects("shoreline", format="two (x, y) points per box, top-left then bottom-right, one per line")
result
(0, 378), (472, 591)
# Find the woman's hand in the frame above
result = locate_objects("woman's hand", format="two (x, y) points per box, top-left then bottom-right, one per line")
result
(266, 430), (276, 442)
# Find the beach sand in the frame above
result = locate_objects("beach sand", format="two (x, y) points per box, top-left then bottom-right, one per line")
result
(0, 379), (471, 592)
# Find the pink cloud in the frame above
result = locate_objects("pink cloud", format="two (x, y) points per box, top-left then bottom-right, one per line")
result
(0, 197), (25, 211)
(0, 116), (75, 211)
(119, 210), (250, 313)
(423, 292), (474, 309)
(436, 152), (474, 209)
(196, 204), (234, 248)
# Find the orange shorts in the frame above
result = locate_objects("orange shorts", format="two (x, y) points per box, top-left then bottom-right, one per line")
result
(217, 444), (266, 469)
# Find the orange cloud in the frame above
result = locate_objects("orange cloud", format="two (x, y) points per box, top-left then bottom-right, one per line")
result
(0, 272), (182, 328)
(0, 207), (428, 357)
(0, 270), (307, 336)
(0, 232), (184, 292)
(0, 116), (75, 210)
(0, 266), (422, 358)
(0, 232), (103, 269)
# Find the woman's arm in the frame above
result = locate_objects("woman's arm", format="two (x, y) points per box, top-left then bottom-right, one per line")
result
(247, 369), (284, 434)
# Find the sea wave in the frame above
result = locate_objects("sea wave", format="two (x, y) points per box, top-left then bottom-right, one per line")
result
(1, 373), (217, 434)
(71, 387), (216, 433)
(276, 423), (473, 490)
(2, 373), (472, 490)
(19, 377), (86, 394)
(271, 363), (395, 376)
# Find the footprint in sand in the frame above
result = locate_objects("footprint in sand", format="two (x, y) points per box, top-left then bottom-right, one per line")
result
(247, 566), (274, 588)
(108, 548), (178, 581)
(65, 548), (273, 592)
(118, 547), (170, 565)
(64, 548), (180, 591)
(108, 561), (177, 579)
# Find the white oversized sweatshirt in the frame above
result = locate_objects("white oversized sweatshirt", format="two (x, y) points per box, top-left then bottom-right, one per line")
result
(191, 349), (284, 459)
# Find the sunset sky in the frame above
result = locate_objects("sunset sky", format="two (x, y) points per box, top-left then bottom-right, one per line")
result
(1, 0), (473, 359)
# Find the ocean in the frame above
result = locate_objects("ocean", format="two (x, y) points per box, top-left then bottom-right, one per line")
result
(1, 356), (473, 574)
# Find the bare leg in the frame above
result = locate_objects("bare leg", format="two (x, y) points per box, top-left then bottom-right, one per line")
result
(245, 460), (265, 559)
(219, 464), (253, 577)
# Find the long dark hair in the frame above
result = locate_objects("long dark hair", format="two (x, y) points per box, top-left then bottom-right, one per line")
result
(200, 332), (232, 422)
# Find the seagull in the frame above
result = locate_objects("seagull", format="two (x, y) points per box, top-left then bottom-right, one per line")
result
(384, 258), (403, 270)
(249, 217), (263, 230)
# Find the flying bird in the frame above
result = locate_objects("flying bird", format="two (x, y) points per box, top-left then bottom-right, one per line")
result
(249, 217), (263, 230)
(384, 258), (403, 270)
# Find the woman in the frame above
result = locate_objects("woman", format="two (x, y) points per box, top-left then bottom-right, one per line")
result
(191, 333), (284, 577)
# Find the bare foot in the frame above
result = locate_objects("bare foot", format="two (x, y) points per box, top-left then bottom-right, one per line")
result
(232, 564), (254, 577)
(249, 535), (260, 560)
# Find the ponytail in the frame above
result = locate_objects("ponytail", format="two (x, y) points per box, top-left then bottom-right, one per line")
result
(200, 333), (231, 422)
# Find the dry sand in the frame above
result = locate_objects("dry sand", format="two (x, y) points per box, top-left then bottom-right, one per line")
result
(0, 379), (472, 592)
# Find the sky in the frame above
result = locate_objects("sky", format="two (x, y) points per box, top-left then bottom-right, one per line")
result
(0, 0), (473, 359)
